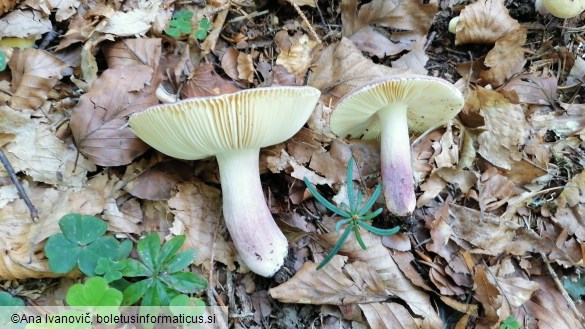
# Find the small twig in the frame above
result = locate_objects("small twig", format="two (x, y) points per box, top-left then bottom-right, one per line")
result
(0, 149), (38, 221)
(285, 0), (322, 44)
(540, 252), (585, 326)
(424, 31), (436, 51)
(228, 10), (269, 23)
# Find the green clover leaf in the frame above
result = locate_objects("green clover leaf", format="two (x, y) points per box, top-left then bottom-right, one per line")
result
(44, 214), (132, 276)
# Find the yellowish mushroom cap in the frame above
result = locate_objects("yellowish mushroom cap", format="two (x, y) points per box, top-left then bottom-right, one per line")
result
(330, 75), (464, 139)
(129, 86), (321, 159)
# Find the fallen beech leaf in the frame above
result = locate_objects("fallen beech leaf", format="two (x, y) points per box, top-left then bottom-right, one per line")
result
(0, 0), (19, 15)
(1, 106), (95, 187)
(56, 14), (96, 50)
(523, 276), (584, 329)
(269, 256), (388, 304)
(123, 160), (193, 201)
(473, 265), (501, 324)
(454, 0), (520, 45)
(321, 231), (443, 326)
(28, 0), (80, 22)
(0, 9), (52, 39)
(182, 63), (240, 98)
(308, 37), (406, 105)
(478, 167), (515, 212)
(448, 204), (568, 258)
(70, 39), (162, 166)
(221, 47), (240, 81)
(9, 48), (69, 110)
(168, 180), (237, 272)
(70, 68), (155, 166)
(474, 87), (526, 170)
(276, 34), (317, 84)
(359, 302), (420, 329)
(98, 0), (162, 36)
(237, 52), (255, 83)
(480, 27), (527, 87)
(500, 74), (558, 105)
(341, 0), (436, 59)
(0, 174), (112, 280)
(553, 171), (585, 242)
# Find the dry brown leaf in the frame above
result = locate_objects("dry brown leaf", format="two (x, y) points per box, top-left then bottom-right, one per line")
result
(221, 47), (240, 81)
(480, 27), (527, 87)
(553, 171), (585, 242)
(182, 63), (240, 98)
(454, 0), (520, 45)
(56, 14), (96, 50)
(325, 231), (443, 326)
(0, 106), (95, 187)
(340, 0), (436, 59)
(27, 0), (80, 22)
(70, 39), (162, 166)
(0, 174), (112, 280)
(0, 0), (19, 15)
(123, 160), (193, 201)
(448, 204), (568, 258)
(523, 276), (585, 329)
(473, 87), (526, 170)
(308, 37), (406, 105)
(168, 180), (237, 272)
(478, 167), (515, 212)
(359, 302), (420, 329)
(0, 9), (52, 39)
(269, 256), (389, 304)
(9, 48), (69, 110)
(98, 0), (161, 36)
(237, 52), (254, 83)
(391, 35), (429, 75)
(500, 74), (558, 105)
(275, 34), (317, 84)
(472, 265), (502, 324)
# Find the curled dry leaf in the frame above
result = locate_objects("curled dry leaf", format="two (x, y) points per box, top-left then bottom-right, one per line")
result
(0, 0), (20, 15)
(0, 9), (52, 39)
(473, 87), (526, 170)
(98, 0), (162, 36)
(28, 0), (80, 22)
(269, 256), (389, 305)
(0, 106), (95, 187)
(308, 37), (406, 105)
(553, 171), (585, 242)
(447, 204), (568, 259)
(321, 231), (442, 326)
(0, 174), (111, 280)
(478, 167), (515, 213)
(181, 63), (240, 98)
(341, 0), (437, 58)
(275, 34), (318, 84)
(168, 180), (237, 272)
(70, 39), (162, 166)
(9, 48), (70, 110)
(454, 0), (520, 45)
(480, 27), (527, 87)
(500, 74), (558, 105)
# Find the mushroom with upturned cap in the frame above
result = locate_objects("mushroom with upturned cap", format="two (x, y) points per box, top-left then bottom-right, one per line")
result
(129, 86), (321, 277)
(330, 75), (464, 218)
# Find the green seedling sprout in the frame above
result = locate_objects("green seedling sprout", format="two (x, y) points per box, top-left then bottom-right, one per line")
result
(44, 214), (132, 276)
(500, 316), (521, 329)
(120, 233), (207, 306)
(0, 49), (6, 71)
(165, 8), (211, 40)
(166, 9), (194, 38)
(304, 159), (400, 270)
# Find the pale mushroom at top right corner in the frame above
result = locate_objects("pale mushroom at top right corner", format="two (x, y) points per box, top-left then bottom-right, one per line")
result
(329, 75), (465, 219)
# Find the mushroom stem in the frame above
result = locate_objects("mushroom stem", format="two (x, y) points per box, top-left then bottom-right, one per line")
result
(377, 103), (416, 217)
(216, 148), (288, 277)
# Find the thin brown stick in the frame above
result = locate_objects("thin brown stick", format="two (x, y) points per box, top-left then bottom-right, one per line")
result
(0, 149), (38, 221)
(285, 0), (322, 44)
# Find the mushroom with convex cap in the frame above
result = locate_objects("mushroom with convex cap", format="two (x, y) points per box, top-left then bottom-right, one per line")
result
(129, 86), (321, 277)
(330, 75), (464, 218)
(535, 0), (585, 18)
